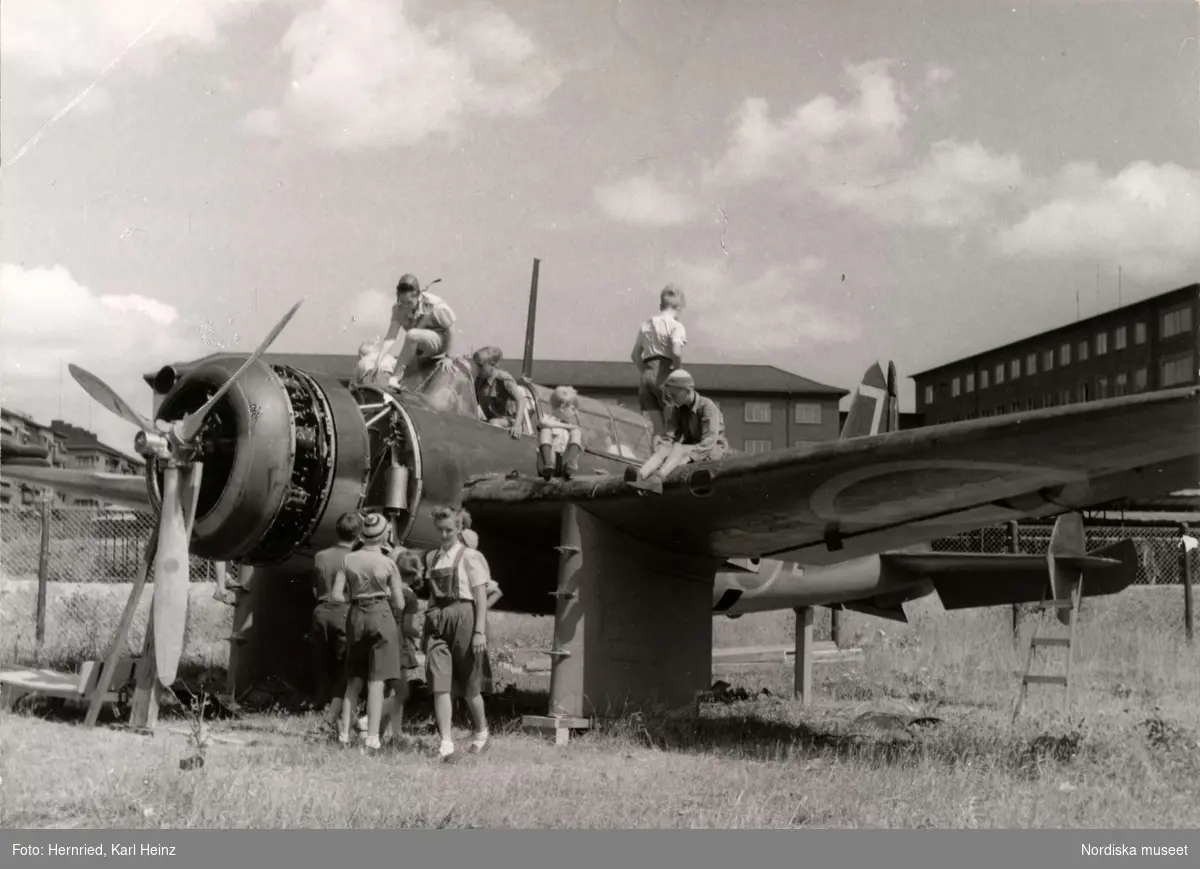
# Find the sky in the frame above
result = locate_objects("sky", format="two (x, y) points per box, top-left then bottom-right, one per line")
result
(2, 0), (1198, 458)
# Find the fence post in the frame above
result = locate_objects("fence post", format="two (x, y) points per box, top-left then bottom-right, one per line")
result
(35, 493), (52, 647)
(1008, 520), (1020, 641)
(830, 608), (843, 648)
(1181, 522), (1194, 646)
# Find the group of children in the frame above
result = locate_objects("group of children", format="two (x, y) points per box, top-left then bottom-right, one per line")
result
(311, 505), (501, 761)
(352, 271), (725, 489)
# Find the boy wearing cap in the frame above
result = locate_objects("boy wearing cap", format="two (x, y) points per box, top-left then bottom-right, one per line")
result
(332, 513), (408, 750)
(625, 368), (729, 492)
(630, 285), (687, 439)
(423, 506), (496, 761)
(376, 273), (457, 385)
(311, 513), (361, 727)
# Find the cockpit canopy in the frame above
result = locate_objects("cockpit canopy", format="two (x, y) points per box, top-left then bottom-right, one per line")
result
(396, 355), (655, 462)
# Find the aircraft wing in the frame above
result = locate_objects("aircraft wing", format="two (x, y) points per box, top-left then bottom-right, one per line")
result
(463, 385), (1200, 566)
(0, 462), (152, 511)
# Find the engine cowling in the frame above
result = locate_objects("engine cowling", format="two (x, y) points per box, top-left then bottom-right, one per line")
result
(147, 356), (370, 564)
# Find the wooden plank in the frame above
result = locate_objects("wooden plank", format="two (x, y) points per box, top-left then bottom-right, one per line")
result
(129, 609), (163, 729)
(85, 529), (158, 727)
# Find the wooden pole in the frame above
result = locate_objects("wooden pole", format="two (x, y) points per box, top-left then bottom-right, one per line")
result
(522, 258), (541, 380)
(830, 607), (842, 648)
(1008, 520), (1020, 641)
(1181, 522), (1194, 646)
(35, 494), (51, 647)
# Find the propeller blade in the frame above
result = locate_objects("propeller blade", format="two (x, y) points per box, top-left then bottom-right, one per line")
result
(176, 299), (304, 443)
(152, 465), (193, 687)
(68, 364), (155, 433)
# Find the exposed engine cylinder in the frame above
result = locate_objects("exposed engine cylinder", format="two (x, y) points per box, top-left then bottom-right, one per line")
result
(147, 356), (369, 564)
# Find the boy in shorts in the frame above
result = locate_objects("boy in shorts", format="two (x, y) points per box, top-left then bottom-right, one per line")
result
(423, 506), (496, 760)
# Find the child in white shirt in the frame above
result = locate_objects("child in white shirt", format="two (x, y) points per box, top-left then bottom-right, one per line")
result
(537, 386), (583, 481)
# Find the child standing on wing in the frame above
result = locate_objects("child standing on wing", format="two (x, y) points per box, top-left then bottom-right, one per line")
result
(332, 513), (408, 750)
(423, 506), (495, 761)
(537, 385), (584, 480)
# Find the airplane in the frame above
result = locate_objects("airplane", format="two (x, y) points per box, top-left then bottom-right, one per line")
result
(2, 297), (1197, 719)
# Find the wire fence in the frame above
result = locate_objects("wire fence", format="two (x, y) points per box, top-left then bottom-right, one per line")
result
(1, 504), (1195, 671)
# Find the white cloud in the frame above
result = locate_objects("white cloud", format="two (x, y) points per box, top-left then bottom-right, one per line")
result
(698, 60), (1022, 229)
(594, 173), (701, 227)
(831, 139), (1025, 228)
(0, 0), (277, 82)
(0, 263), (208, 457)
(667, 254), (861, 354)
(706, 59), (908, 188)
(247, 0), (563, 150)
(995, 161), (1200, 280)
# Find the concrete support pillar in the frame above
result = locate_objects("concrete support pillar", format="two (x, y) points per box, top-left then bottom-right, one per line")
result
(793, 606), (814, 705)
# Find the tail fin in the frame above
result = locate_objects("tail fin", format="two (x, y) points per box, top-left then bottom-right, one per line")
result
(1046, 511), (1085, 627)
(841, 360), (900, 439)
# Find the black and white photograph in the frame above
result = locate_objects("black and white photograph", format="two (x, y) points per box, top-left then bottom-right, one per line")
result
(1, 0), (1198, 837)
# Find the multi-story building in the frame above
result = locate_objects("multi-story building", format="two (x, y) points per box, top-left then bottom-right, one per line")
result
(0, 410), (144, 507)
(48, 421), (145, 507)
(227, 354), (850, 453)
(912, 283), (1199, 425)
(1, 407), (69, 505)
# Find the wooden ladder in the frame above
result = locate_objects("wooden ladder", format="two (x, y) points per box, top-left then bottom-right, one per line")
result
(1011, 577), (1084, 725)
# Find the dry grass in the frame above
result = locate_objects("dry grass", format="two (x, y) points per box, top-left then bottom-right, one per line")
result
(1, 583), (1197, 829)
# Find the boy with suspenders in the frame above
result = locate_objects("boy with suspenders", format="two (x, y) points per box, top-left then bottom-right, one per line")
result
(423, 506), (495, 761)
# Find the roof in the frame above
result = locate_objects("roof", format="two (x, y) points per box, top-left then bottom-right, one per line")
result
(154, 353), (848, 397)
(911, 282), (1199, 378)
(49, 420), (144, 466)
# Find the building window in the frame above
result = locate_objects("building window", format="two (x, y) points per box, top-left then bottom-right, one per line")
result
(1025, 353), (1037, 375)
(1134, 367), (1148, 391)
(995, 363), (1005, 385)
(744, 401), (771, 423)
(1096, 376), (1109, 399)
(1096, 331), (1108, 355)
(965, 372), (975, 392)
(1060, 343), (1071, 366)
(1161, 352), (1196, 387)
(744, 439), (773, 454)
(951, 377), (961, 398)
(793, 440), (822, 449)
(1077, 383), (1090, 402)
(1115, 372), (1128, 396)
(1010, 359), (1020, 379)
(1060, 388), (1072, 405)
(793, 402), (822, 425)
(980, 369), (989, 389)
(924, 385), (934, 405)
(1114, 326), (1126, 350)
(1160, 306), (1193, 339)
(1078, 341), (1089, 362)
(1043, 350), (1054, 371)
(1134, 322), (1146, 344)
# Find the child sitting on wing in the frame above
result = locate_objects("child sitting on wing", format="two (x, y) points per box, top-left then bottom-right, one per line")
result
(537, 386), (583, 481)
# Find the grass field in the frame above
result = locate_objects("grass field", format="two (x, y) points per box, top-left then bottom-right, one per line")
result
(2, 580), (1197, 829)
